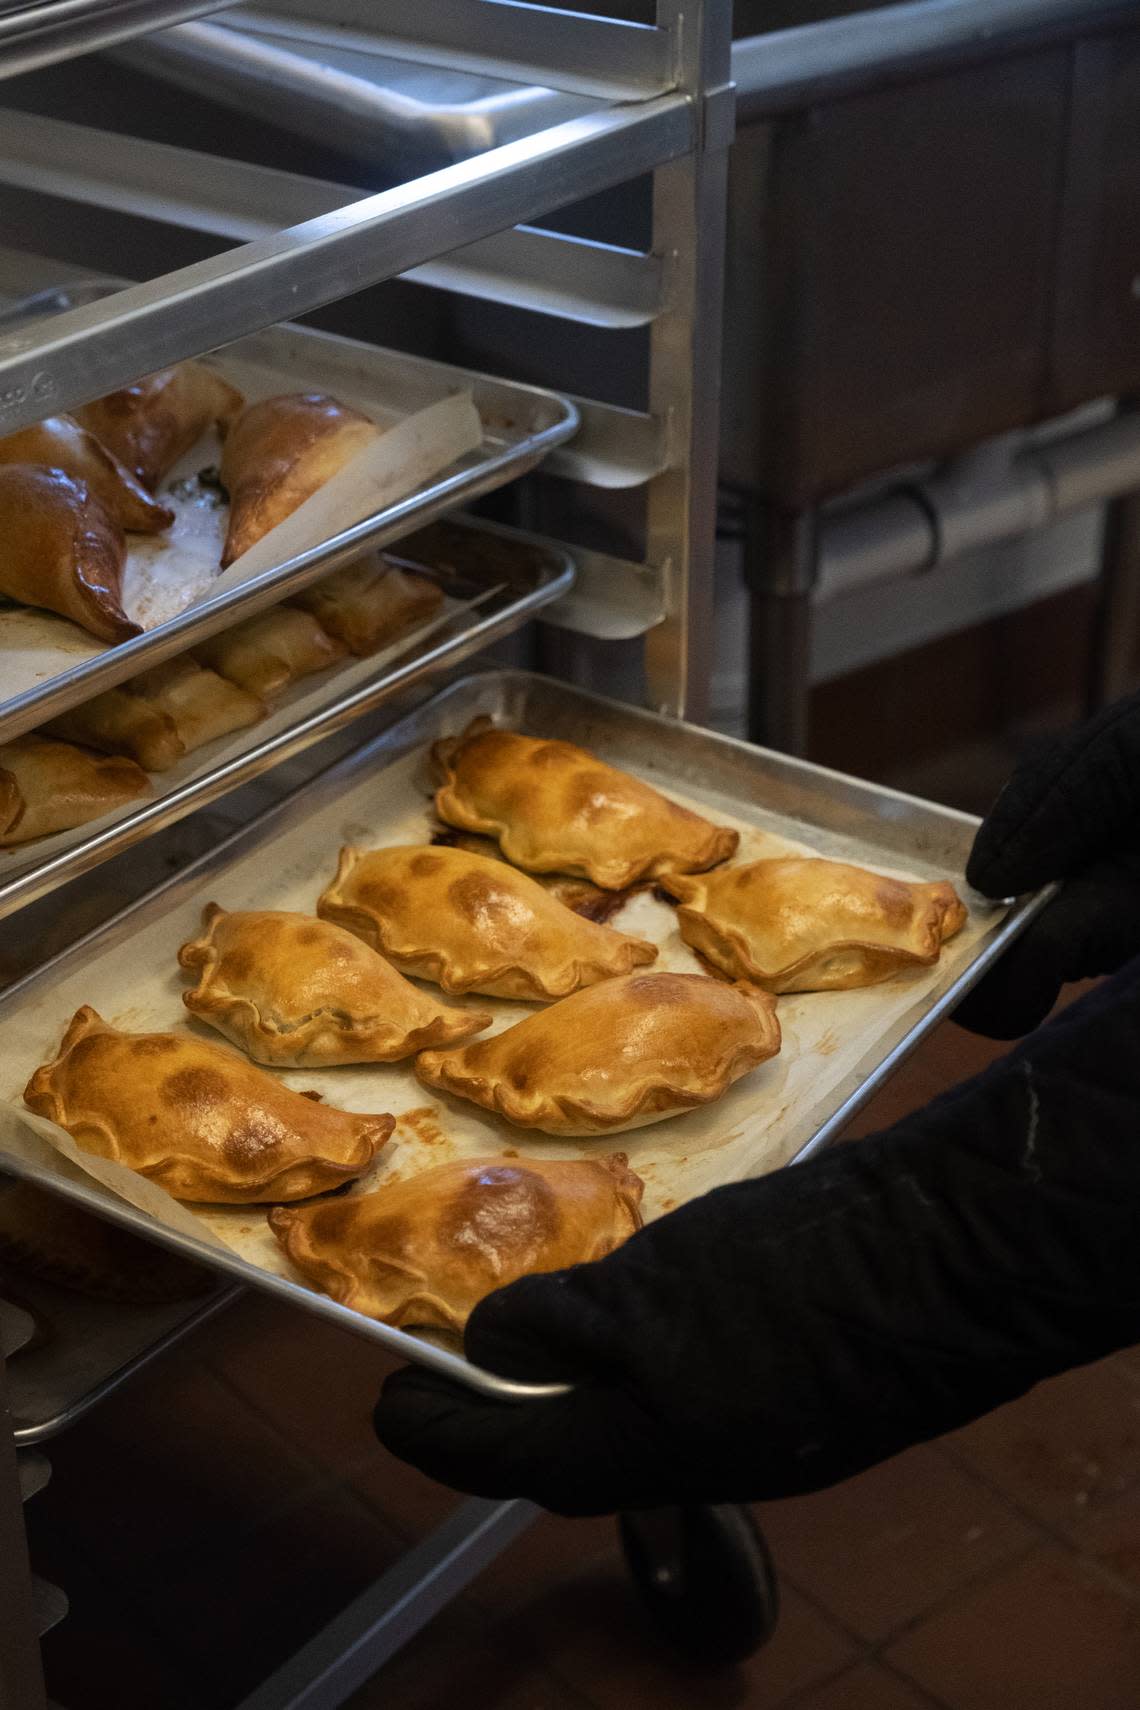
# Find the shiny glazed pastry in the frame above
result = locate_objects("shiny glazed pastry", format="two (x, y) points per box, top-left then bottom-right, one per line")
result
(432, 718), (739, 890)
(178, 904), (491, 1065)
(76, 362), (244, 488)
(318, 844), (657, 1001)
(194, 605), (345, 699)
(0, 736), (149, 845)
(0, 465), (136, 642)
(290, 559), (442, 655)
(416, 971), (781, 1136)
(659, 858), (968, 992)
(24, 1006), (394, 1203)
(0, 415), (173, 533)
(269, 1152), (644, 1330)
(219, 393), (379, 565)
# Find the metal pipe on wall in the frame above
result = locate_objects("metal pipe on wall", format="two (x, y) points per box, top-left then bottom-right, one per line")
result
(815, 410), (1140, 604)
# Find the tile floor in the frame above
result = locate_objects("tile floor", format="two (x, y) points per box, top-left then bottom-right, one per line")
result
(22, 1003), (1140, 1710)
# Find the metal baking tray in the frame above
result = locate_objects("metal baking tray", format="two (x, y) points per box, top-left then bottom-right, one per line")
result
(1, 1269), (239, 1445)
(0, 290), (579, 746)
(0, 671), (1048, 1401)
(0, 516), (574, 923)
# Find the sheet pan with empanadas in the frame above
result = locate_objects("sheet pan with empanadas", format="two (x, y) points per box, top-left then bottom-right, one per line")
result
(0, 676), (1010, 1393)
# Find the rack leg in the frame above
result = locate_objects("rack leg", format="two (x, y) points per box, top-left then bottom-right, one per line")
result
(746, 504), (818, 755)
(234, 1497), (538, 1710)
(0, 1355), (48, 1710)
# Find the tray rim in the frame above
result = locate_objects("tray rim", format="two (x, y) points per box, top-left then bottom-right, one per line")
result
(0, 319), (579, 745)
(0, 669), (1051, 1400)
(0, 518), (575, 924)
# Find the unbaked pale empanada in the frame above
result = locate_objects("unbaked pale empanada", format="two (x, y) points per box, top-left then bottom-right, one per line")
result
(178, 905), (491, 1066)
(659, 858), (968, 993)
(290, 559), (442, 655)
(0, 415), (173, 533)
(127, 657), (265, 754)
(417, 971), (781, 1136)
(194, 605), (345, 699)
(0, 466), (137, 643)
(318, 844), (657, 1002)
(220, 393), (380, 566)
(24, 1006), (393, 1203)
(432, 719), (739, 891)
(77, 362), (244, 488)
(269, 1152), (644, 1330)
(0, 736), (149, 846)
(45, 688), (185, 772)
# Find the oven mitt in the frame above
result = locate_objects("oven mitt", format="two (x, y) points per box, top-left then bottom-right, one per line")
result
(955, 689), (1140, 1038)
(375, 962), (1140, 1515)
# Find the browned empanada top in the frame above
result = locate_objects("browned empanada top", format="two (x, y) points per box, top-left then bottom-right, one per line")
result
(24, 1006), (392, 1203)
(179, 904), (490, 1066)
(416, 970), (781, 1136)
(660, 857), (967, 993)
(269, 1152), (643, 1330)
(317, 844), (657, 1001)
(432, 719), (738, 890)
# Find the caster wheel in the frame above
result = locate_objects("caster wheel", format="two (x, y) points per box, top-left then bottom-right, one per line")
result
(618, 1503), (779, 1666)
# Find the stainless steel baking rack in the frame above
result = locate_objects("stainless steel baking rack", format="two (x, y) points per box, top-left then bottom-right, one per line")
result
(0, 2), (734, 1702)
(0, 514), (575, 920)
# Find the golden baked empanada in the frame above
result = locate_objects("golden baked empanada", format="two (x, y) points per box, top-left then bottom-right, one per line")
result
(24, 1006), (393, 1203)
(0, 415), (173, 533)
(432, 719), (738, 890)
(77, 361), (244, 488)
(127, 657), (265, 754)
(269, 1152), (644, 1330)
(417, 971), (781, 1136)
(45, 687), (184, 773)
(178, 905), (490, 1066)
(0, 1178), (210, 1303)
(660, 858), (968, 992)
(220, 393), (380, 566)
(0, 736), (149, 846)
(290, 559), (442, 655)
(0, 465), (137, 642)
(194, 605), (345, 699)
(318, 844), (657, 1002)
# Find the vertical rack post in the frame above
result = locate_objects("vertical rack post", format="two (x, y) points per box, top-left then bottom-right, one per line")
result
(0, 1354), (47, 1710)
(644, 0), (734, 722)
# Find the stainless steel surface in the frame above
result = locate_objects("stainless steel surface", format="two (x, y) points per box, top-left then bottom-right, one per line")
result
(1, 1297), (35, 1355)
(17, 1448), (49, 1500)
(0, 518), (576, 921)
(113, 17), (591, 172)
(0, 0), (232, 82)
(539, 544), (667, 640)
(0, 113), (662, 327)
(32, 1577), (67, 1637)
(5, 1270), (238, 1444)
(0, 302), (578, 742)
(544, 398), (665, 489)
(0, 95), (694, 432)
(235, 1497), (538, 1710)
(643, 0), (733, 721)
(234, 0), (673, 102)
(814, 411), (1140, 603)
(0, 670), (1046, 1400)
(732, 0), (1140, 123)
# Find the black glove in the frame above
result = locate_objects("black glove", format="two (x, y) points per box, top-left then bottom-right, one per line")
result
(375, 959), (1140, 1515)
(957, 689), (1140, 1038)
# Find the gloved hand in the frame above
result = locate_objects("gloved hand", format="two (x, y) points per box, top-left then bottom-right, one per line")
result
(376, 960), (1140, 1515)
(956, 689), (1140, 1038)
